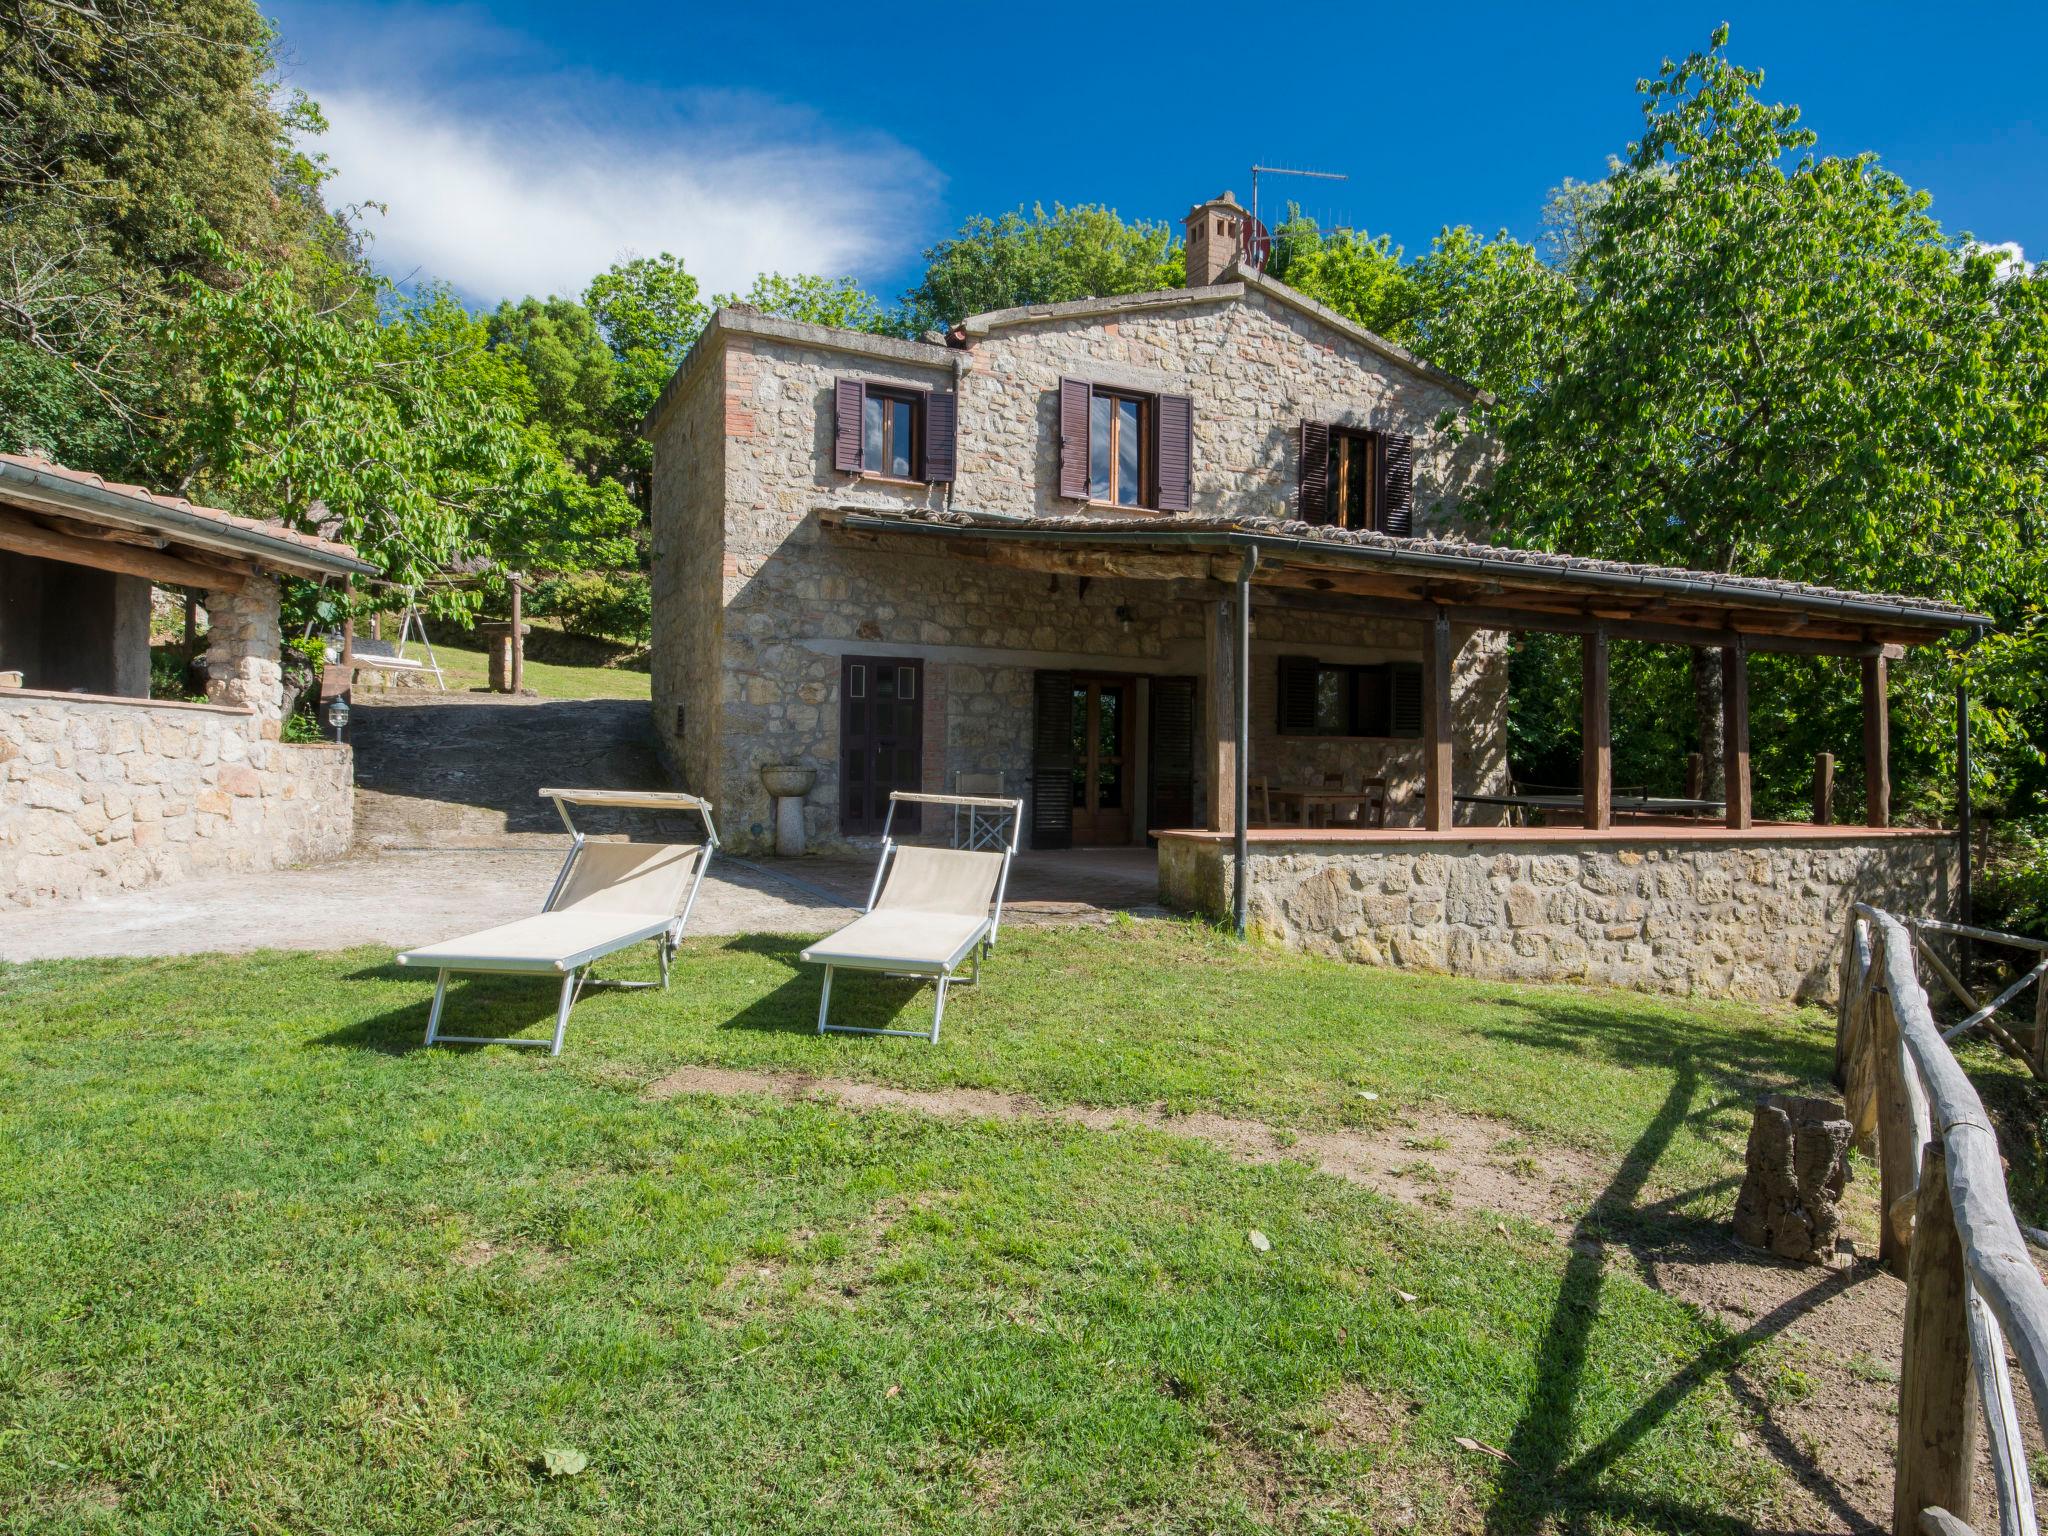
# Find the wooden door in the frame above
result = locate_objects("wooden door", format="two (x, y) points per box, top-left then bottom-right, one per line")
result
(1070, 676), (1132, 846)
(840, 655), (923, 836)
(1146, 676), (1196, 835)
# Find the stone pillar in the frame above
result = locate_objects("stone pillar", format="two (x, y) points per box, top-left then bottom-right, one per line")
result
(202, 574), (285, 731)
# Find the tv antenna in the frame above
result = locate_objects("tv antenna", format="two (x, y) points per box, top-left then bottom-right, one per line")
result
(1249, 164), (1349, 236)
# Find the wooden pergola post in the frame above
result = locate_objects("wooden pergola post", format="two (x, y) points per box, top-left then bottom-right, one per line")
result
(1864, 654), (1891, 829)
(1205, 597), (1237, 834)
(1722, 639), (1752, 830)
(508, 573), (525, 695)
(1422, 609), (1454, 831)
(1581, 625), (1611, 831)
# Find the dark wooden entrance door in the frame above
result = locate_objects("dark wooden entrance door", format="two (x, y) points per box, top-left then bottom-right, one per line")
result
(1070, 676), (1131, 846)
(840, 655), (923, 836)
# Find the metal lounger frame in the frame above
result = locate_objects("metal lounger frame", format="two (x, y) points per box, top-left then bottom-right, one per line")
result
(417, 788), (719, 1055)
(815, 791), (1023, 1045)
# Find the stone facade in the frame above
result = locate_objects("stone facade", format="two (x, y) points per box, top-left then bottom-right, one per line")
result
(1156, 829), (1960, 1005)
(202, 575), (287, 724)
(648, 280), (1506, 851)
(0, 691), (353, 907)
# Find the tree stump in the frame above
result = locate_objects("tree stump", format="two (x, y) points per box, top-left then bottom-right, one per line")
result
(1733, 1094), (1853, 1263)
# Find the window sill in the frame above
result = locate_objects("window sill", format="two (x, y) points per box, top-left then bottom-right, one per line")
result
(1072, 499), (1169, 515)
(851, 472), (936, 489)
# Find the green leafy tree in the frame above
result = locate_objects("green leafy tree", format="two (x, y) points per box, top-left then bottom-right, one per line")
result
(899, 203), (1182, 333)
(1474, 28), (2048, 796)
(714, 272), (900, 335)
(1261, 210), (1415, 337)
(585, 252), (708, 422)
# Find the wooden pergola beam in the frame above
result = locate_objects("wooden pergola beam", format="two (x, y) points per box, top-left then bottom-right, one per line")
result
(0, 508), (248, 592)
(1865, 654), (1892, 829)
(1724, 639), (1753, 830)
(1582, 626), (1612, 830)
(1422, 609), (1455, 830)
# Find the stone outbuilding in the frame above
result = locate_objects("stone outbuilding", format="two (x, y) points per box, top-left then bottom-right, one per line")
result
(0, 454), (377, 907)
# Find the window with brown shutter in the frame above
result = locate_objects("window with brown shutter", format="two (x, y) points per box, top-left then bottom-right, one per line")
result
(1298, 421), (1330, 524)
(1277, 656), (1422, 738)
(1379, 432), (1415, 536)
(833, 377), (957, 483)
(1058, 378), (1190, 511)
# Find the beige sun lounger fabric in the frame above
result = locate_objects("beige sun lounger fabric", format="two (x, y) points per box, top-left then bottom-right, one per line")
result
(399, 844), (704, 973)
(801, 847), (1002, 973)
(397, 822), (713, 1054)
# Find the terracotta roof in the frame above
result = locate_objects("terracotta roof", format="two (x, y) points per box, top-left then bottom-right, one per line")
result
(826, 506), (1987, 633)
(0, 454), (374, 574)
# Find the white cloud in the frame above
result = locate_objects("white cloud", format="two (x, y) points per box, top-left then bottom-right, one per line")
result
(1966, 240), (2035, 282)
(300, 70), (938, 305)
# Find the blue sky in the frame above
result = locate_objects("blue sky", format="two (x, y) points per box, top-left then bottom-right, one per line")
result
(267, 0), (2046, 309)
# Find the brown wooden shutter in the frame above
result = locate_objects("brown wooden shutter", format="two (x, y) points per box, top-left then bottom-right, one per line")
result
(1030, 669), (1075, 849)
(1389, 662), (1424, 738)
(833, 379), (865, 473)
(1057, 378), (1091, 500)
(1378, 431), (1415, 536)
(1146, 676), (1196, 834)
(1277, 655), (1320, 735)
(923, 390), (957, 482)
(840, 656), (924, 835)
(1155, 394), (1192, 511)
(1298, 421), (1330, 524)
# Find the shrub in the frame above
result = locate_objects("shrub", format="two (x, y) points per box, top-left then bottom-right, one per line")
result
(1979, 818), (2048, 943)
(532, 571), (651, 645)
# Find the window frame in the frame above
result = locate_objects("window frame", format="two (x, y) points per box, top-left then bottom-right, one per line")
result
(860, 386), (924, 481)
(1327, 428), (1380, 532)
(1089, 387), (1154, 509)
(1276, 656), (1423, 740)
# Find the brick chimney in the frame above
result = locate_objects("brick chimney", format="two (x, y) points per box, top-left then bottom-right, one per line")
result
(1184, 191), (1247, 287)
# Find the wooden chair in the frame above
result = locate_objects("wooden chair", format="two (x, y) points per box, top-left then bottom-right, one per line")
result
(1359, 776), (1389, 828)
(1250, 776), (1276, 828)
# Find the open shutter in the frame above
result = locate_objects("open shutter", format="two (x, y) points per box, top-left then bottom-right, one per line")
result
(833, 379), (865, 473)
(923, 391), (957, 482)
(1277, 655), (1320, 735)
(1389, 662), (1424, 738)
(1030, 669), (1075, 849)
(1146, 676), (1196, 835)
(1298, 421), (1330, 524)
(1378, 431), (1415, 536)
(1156, 394), (1192, 511)
(1058, 378), (1091, 500)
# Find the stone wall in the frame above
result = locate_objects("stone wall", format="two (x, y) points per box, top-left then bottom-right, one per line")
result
(648, 295), (1508, 852)
(202, 574), (285, 723)
(1157, 829), (1960, 1005)
(1, 690), (353, 908)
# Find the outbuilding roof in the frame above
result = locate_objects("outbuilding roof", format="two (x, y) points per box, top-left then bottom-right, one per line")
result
(0, 455), (377, 580)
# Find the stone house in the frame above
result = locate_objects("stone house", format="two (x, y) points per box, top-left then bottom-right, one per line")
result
(646, 192), (1507, 853)
(0, 455), (374, 907)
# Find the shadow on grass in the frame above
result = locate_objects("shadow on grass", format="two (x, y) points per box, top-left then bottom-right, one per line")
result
(319, 966), (575, 1054)
(1485, 1055), (1880, 1536)
(712, 933), (939, 1039)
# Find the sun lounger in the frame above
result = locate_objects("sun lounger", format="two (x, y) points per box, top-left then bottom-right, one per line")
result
(396, 788), (718, 1054)
(801, 791), (1023, 1044)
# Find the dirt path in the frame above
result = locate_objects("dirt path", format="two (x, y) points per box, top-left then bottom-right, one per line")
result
(640, 1061), (2041, 1535)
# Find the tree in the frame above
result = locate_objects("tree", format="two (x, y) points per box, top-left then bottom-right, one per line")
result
(1261, 210), (1415, 338)
(585, 252), (708, 425)
(1473, 27), (2048, 792)
(714, 272), (899, 335)
(899, 203), (1181, 334)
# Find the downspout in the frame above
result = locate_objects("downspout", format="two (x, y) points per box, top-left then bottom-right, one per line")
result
(1234, 547), (1258, 938)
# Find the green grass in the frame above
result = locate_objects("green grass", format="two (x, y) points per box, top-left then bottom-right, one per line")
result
(0, 926), (1876, 1532)
(382, 622), (649, 701)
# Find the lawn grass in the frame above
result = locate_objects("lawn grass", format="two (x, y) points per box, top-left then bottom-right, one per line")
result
(373, 621), (649, 701)
(0, 928), (1869, 1532)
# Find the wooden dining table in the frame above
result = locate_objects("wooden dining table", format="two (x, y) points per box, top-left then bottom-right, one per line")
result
(1265, 786), (1377, 828)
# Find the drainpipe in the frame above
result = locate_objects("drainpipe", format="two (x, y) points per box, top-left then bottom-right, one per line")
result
(1234, 548), (1258, 937)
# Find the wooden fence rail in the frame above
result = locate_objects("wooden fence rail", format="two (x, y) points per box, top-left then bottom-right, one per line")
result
(1839, 905), (2048, 1536)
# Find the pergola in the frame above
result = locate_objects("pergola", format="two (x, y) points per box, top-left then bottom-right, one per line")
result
(827, 509), (1988, 910)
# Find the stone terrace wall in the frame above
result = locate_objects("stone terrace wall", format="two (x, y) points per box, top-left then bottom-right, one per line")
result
(1158, 830), (1959, 1005)
(0, 690), (352, 908)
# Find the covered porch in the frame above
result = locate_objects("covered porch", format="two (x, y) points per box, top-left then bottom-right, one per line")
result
(825, 510), (1983, 1001)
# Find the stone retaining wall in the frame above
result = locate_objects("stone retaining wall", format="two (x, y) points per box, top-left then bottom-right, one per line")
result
(1157, 830), (1959, 1004)
(1, 690), (353, 908)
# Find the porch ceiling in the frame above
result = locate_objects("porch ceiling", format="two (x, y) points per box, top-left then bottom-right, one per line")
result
(822, 509), (1987, 656)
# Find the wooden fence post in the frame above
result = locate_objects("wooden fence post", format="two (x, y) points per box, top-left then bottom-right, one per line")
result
(1871, 954), (1927, 1275)
(1894, 1140), (1978, 1536)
